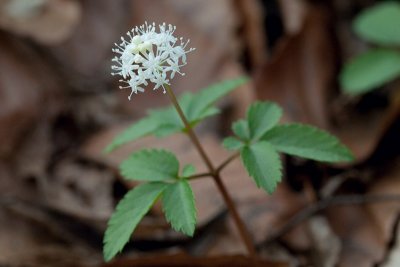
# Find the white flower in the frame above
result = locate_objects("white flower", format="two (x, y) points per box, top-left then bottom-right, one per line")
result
(111, 22), (195, 100)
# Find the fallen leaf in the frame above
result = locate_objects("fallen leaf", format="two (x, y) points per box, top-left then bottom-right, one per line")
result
(254, 6), (335, 129)
(0, 0), (81, 45)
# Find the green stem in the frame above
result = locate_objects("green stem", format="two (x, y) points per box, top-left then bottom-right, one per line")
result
(164, 84), (257, 257)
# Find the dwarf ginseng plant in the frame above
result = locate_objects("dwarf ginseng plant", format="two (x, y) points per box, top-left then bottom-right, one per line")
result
(103, 22), (354, 261)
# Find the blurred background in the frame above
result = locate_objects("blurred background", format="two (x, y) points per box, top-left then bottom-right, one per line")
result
(0, 0), (399, 266)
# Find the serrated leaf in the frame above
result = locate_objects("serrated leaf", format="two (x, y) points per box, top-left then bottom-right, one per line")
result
(196, 106), (220, 121)
(187, 77), (248, 122)
(104, 117), (159, 153)
(153, 124), (183, 137)
(241, 141), (282, 194)
(106, 78), (248, 152)
(353, 2), (400, 46)
(223, 137), (245, 151)
(340, 48), (400, 94)
(120, 149), (179, 181)
(149, 107), (183, 132)
(247, 101), (282, 140)
(232, 119), (250, 141)
(262, 124), (354, 162)
(103, 182), (167, 262)
(151, 77), (248, 132)
(162, 180), (197, 236)
(181, 164), (196, 177)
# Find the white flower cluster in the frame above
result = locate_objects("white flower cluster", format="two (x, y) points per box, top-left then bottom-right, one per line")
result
(111, 22), (195, 100)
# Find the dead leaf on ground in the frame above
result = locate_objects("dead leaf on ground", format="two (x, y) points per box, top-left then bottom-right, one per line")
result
(326, 203), (386, 267)
(0, 0), (81, 45)
(254, 6), (335, 129)
(0, 35), (44, 158)
(0, 203), (101, 267)
(366, 160), (400, 263)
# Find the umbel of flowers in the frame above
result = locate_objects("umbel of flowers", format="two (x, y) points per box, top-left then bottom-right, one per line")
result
(111, 22), (195, 100)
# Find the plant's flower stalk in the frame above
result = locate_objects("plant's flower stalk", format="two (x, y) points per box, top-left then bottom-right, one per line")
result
(111, 22), (195, 100)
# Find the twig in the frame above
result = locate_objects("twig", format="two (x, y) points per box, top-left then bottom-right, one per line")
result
(260, 194), (400, 247)
(320, 170), (360, 198)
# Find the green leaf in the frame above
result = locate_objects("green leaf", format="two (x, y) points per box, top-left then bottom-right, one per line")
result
(152, 124), (183, 137)
(241, 141), (282, 194)
(340, 48), (400, 94)
(223, 137), (245, 151)
(181, 164), (196, 177)
(247, 101), (282, 140)
(149, 107), (183, 133)
(187, 77), (249, 122)
(120, 149), (179, 181)
(150, 77), (248, 133)
(162, 180), (197, 236)
(196, 106), (220, 122)
(353, 2), (400, 46)
(103, 182), (167, 262)
(105, 77), (248, 152)
(232, 119), (250, 141)
(261, 124), (354, 162)
(104, 117), (159, 153)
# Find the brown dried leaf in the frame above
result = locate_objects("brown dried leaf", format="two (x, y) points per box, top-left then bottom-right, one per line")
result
(0, 204), (100, 267)
(0, 0), (81, 45)
(0, 35), (44, 158)
(326, 205), (386, 267)
(366, 162), (400, 247)
(254, 7), (336, 129)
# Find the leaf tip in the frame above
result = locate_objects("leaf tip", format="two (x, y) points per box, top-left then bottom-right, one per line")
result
(103, 239), (117, 263)
(103, 250), (113, 263)
(341, 147), (356, 163)
(185, 227), (195, 237)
